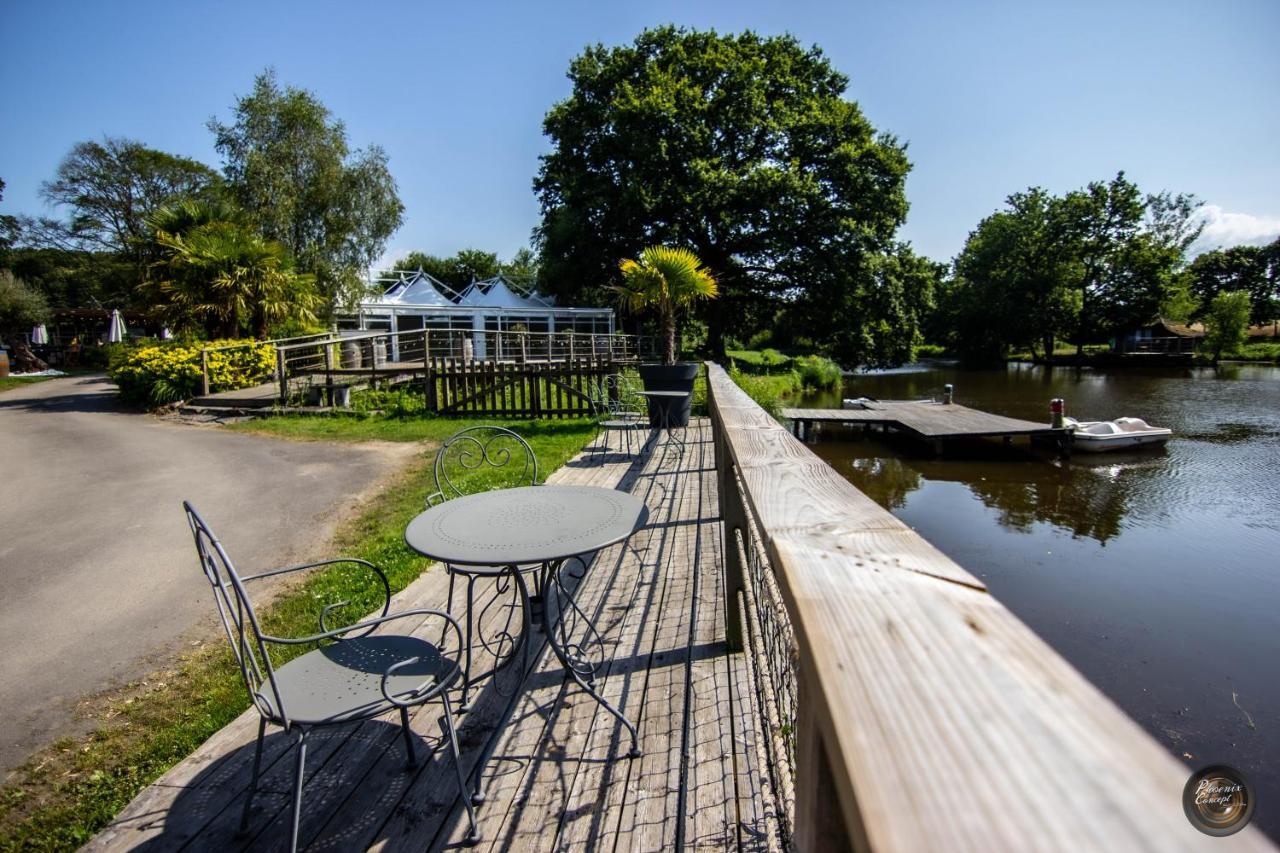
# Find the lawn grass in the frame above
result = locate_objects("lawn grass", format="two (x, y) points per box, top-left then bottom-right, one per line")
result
(0, 375), (60, 394)
(0, 415), (595, 851)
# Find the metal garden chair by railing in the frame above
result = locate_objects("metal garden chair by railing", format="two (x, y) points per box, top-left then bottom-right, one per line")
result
(590, 373), (648, 460)
(182, 502), (479, 850)
(426, 426), (541, 710)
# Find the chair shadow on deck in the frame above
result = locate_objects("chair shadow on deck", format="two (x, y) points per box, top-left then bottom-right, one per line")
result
(124, 717), (453, 852)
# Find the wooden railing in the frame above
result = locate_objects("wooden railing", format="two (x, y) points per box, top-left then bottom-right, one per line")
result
(706, 362), (1272, 851)
(199, 329), (654, 403)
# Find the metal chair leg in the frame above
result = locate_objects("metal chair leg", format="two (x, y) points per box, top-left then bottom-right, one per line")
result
(400, 705), (417, 769)
(288, 728), (308, 853)
(238, 717), (267, 834)
(461, 574), (476, 711)
(443, 569), (457, 647)
(440, 691), (480, 844)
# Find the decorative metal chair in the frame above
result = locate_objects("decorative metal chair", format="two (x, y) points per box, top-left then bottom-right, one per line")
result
(182, 502), (479, 850)
(427, 426), (541, 710)
(592, 373), (648, 459)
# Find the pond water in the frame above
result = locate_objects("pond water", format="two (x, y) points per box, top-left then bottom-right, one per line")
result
(794, 361), (1280, 836)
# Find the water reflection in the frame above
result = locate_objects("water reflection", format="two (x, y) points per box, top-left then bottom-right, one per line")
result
(813, 435), (1162, 544)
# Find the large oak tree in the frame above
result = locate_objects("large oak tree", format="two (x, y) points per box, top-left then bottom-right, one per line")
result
(533, 26), (925, 364)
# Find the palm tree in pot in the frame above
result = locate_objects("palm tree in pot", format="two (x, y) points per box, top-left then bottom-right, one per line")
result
(614, 246), (718, 427)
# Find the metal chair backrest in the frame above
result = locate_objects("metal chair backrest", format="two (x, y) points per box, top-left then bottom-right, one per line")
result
(183, 501), (286, 724)
(427, 426), (539, 507)
(606, 372), (646, 416)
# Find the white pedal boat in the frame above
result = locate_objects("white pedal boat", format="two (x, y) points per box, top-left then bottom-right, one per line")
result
(1065, 417), (1172, 452)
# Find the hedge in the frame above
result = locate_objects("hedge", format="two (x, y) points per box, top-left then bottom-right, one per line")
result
(107, 340), (275, 407)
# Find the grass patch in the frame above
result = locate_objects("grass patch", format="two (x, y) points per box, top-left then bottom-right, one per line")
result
(0, 416), (594, 851)
(0, 375), (60, 394)
(1222, 341), (1280, 362)
(914, 343), (952, 358)
(726, 361), (795, 417)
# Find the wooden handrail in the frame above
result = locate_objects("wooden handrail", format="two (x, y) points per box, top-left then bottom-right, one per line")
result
(705, 361), (1272, 852)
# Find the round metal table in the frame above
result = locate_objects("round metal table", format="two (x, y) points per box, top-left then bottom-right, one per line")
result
(405, 485), (649, 763)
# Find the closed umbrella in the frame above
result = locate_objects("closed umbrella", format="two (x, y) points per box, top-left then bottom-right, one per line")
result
(31, 324), (49, 345)
(107, 309), (128, 343)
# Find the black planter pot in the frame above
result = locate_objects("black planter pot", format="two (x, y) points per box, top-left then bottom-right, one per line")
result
(636, 362), (699, 427)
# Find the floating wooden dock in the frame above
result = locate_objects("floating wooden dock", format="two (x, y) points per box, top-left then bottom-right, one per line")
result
(782, 400), (1069, 452)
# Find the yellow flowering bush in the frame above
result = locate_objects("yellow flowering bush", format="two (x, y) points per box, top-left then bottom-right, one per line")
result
(108, 339), (276, 407)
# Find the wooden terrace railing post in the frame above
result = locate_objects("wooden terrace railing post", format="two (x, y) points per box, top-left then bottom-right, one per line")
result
(276, 348), (288, 404)
(708, 368), (748, 653)
(200, 349), (210, 397)
(323, 342), (333, 405)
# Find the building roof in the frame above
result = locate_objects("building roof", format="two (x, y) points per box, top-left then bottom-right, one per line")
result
(1247, 322), (1279, 339)
(1144, 317), (1205, 337)
(459, 275), (555, 309)
(370, 270), (458, 307)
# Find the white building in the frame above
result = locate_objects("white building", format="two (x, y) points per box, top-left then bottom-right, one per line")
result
(342, 270), (615, 359)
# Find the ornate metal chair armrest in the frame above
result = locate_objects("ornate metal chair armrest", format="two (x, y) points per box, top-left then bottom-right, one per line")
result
(240, 558), (392, 638)
(380, 654), (462, 708)
(257, 606), (460, 650)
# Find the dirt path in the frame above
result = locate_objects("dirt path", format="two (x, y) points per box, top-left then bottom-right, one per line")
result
(0, 375), (419, 774)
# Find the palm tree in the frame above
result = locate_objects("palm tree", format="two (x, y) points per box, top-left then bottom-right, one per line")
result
(614, 246), (718, 364)
(143, 201), (318, 338)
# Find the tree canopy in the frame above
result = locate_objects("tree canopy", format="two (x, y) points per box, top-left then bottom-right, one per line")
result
(40, 138), (220, 257)
(1188, 238), (1279, 325)
(388, 248), (539, 292)
(1203, 290), (1252, 362)
(209, 69), (404, 309)
(941, 173), (1202, 361)
(533, 26), (923, 364)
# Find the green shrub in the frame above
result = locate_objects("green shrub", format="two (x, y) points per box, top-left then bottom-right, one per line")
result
(915, 343), (950, 358)
(758, 347), (789, 367)
(107, 339), (275, 407)
(79, 345), (113, 369)
(350, 387), (428, 418)
(791, 354), (842, 390)
(727, 360), (785, 418)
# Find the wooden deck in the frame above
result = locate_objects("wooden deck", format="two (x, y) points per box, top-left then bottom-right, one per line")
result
(87, 420), (778, 852)
(783, 400), (1067, 446)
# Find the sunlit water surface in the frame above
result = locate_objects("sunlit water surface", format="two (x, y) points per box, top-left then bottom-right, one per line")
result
(796, 362), (1280, 836)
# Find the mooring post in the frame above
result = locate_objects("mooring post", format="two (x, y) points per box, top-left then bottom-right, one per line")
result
(943, 383), (954, 404)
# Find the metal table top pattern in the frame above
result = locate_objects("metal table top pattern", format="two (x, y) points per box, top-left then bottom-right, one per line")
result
(405, 485), (648, 567)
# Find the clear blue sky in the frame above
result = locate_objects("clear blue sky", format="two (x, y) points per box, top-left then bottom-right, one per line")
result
(3, 0), (1277, 266)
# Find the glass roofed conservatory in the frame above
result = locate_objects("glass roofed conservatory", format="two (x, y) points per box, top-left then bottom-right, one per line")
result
(343, 270), (615, 359)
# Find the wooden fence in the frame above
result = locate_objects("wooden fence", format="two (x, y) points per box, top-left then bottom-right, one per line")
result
(705, 361), (1273, 851)
(425, 357), (613, 417)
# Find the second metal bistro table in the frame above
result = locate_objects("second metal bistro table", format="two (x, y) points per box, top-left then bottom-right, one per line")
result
(404, 485), (650, 765)
(636, 389), (690, 454)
